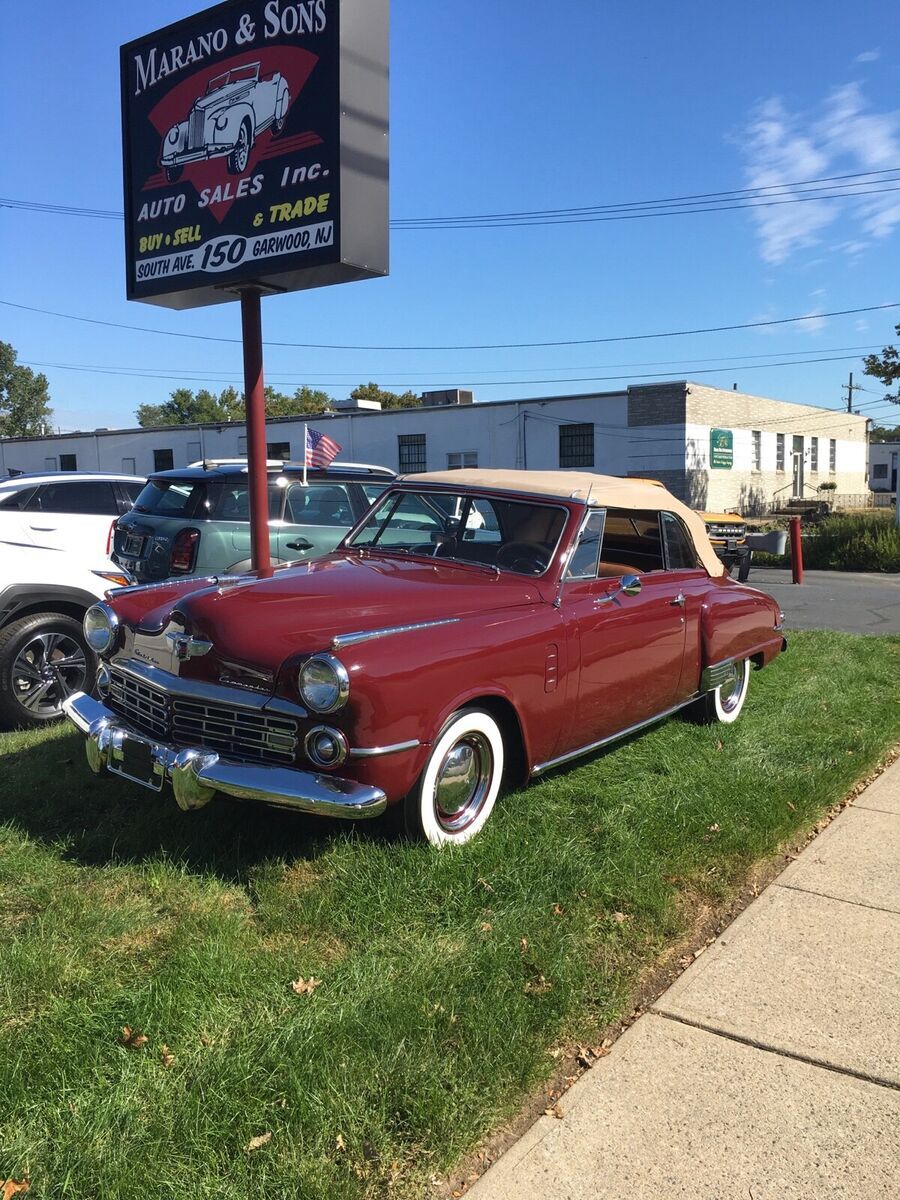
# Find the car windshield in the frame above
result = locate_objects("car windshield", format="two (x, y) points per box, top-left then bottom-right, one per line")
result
(347, 490), (567, 576)
(207, 64), (258, 93)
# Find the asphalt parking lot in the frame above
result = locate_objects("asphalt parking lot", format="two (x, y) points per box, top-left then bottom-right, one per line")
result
(750, 568), (900, 635)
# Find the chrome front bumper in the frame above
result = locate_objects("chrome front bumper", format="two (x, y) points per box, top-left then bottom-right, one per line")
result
(63, 692), (387, 820)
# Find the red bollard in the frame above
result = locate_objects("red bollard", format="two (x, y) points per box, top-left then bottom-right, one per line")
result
(789, 516), (804, 584)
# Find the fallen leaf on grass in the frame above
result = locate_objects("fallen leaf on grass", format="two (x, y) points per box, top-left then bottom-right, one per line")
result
(477, 877), (493, 893)
(551, 904), (564, 916)
(246, 1131), (272, 1152)
(524, 974), (551, 995)
(612, 911), (629, 924)
(1, 1181), (29, 1200)
(707, 823), (720, 832)
(160, 1045), (176, 1069)
(118, 1025), (149, 1049)
(575, 1044), (611, 1068)
(479, 921), (492, 932)
(291, 977), (322, 996)
(786, 801), (796, 811)
(519, 937), (528, 953)
(335, 1133), (346, 1152)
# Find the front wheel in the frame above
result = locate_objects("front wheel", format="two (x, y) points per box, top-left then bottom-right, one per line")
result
(0, 612), (94, 728)
(227, 121), (252, 175)
(403, 708), (505, 847)
(689, 658), (750, 725)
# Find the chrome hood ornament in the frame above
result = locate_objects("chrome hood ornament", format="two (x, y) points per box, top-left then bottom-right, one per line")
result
(165, 631), (213, 660)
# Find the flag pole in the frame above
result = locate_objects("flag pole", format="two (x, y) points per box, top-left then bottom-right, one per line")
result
(303, 423), (308, 486)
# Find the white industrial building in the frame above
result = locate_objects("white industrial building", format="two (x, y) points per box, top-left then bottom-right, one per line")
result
(869, 439), (899, 493)
(0, 381), (871, 515)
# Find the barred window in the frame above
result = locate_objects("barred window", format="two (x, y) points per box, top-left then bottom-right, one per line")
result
(873, 463), (888, 479)
(829, 439), (836, 473)
(559, 423), (594, 468)
(776, 433), (785, 472)
(810, 437), (818, 472)
(751, 430), (761, 472)
(398, 433), (427, 473)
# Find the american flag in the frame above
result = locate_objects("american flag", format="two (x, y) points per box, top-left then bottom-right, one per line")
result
(305, 426), (342, 468)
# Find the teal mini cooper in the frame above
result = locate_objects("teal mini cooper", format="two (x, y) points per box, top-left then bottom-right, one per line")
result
(111, 460), (395, 582)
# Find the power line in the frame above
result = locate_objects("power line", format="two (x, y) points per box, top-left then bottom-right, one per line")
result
(3, 168), (900, 229)
(19, 351), (892, 390)
(2, 298), (897, 352)
(19, 343), (886, 384)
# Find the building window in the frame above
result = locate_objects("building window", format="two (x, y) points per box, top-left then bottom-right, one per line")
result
(398, 434), (426, 473)
(809, 437), (818, 472)
(153, 448), (174, 472)
(776, 433), (785, 472)
(559, 422), (594, 468)
(59, 454), (77, 471)
(873, 463), (888, 479)
(267, 441), (291, 461)
(751, 430), (761, 472)
(186, 441), (202, 463)
(447, 451), (478, 469)
(829, 439), (836, 473)
(44, 456), (58, 472)
(121, 457), (136, 474)
(238, 435), (248, 455)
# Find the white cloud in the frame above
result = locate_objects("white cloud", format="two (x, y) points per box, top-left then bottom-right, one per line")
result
(854, 49), (880, 63)
(739, 83), (900, 263)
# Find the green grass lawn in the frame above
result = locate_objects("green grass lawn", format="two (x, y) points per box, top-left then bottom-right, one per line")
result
(2, 630), (899, 1199)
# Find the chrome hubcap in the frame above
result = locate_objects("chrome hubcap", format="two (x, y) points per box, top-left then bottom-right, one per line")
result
(434, 732), (493, 834)
(12, 632), (87, 718)
(718, 661), (745, 713)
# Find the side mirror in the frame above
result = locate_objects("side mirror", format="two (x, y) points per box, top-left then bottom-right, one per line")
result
(595, 573), (642, 605)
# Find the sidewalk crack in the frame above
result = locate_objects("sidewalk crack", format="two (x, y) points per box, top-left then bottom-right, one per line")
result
(650, 1009), (900, 1092)
(774, 881), (900, 916)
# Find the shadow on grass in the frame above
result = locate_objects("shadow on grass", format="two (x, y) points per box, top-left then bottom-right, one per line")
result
(0, 725), (397, 882)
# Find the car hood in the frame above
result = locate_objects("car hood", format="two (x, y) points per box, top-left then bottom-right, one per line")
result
(136, 552), (544, 681)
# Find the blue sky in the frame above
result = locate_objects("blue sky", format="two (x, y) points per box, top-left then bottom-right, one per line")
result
(1, 0), (899, 433)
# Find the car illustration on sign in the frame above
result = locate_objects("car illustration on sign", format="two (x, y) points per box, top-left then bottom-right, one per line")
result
(64, 471), (786, 848)
(160, 63), (290, 181)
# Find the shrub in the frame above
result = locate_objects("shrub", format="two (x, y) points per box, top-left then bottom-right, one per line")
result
(751, 512), (900, 572)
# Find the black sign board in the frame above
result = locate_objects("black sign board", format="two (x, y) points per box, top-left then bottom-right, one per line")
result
(121, 0), (388, 308)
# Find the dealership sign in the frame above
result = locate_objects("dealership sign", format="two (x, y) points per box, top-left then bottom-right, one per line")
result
(709, 428), (733, 469)
(121, 0), (388, 308)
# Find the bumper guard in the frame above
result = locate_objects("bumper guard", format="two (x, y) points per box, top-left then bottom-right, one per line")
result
(63, 692), (387, 820)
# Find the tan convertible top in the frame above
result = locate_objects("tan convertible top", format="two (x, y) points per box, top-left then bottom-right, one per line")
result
(401, 468), (726, 577)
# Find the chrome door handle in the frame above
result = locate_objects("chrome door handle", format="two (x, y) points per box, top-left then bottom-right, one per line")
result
(670, 592), (686, 607)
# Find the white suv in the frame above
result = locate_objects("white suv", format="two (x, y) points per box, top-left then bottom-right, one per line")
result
(0, 472), (144, 727)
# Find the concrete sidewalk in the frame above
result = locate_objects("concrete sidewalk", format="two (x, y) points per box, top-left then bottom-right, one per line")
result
(468, 761), (900, 1200)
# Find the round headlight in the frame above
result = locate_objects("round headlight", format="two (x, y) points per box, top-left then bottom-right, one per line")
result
(215, 111), (229, 131)
(304, 725), (349, 769)
(298, 653), (349, 714)
(167, 125), (180, 144)
(84, 604), (119, 655)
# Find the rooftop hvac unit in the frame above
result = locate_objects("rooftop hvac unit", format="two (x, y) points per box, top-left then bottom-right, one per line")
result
(421, 389), (474, 406)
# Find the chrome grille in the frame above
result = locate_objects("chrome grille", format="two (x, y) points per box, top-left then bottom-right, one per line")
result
(172, 699), (297, 765)
(107, 668), (298, 765)
(108, 670), (170, 740)
(188, 108), (205, 150)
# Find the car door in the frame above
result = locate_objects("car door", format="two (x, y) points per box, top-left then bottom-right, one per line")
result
(559, 507), (688, 755)
(21, 480), (120, 555)
(276, 482), (356, 562)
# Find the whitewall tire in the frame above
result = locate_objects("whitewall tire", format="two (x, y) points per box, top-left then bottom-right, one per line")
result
(693, 658), (750, 725)
(404, 708), (505, 847)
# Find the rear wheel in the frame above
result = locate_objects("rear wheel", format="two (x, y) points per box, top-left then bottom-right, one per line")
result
(689, 658), (750, 725)
(403, 708), (505, 847)
(0, 612), (94, 728)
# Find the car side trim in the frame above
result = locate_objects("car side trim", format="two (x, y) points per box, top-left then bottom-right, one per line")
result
(349, 739), (421, 759)
(531, 697), (699, 776)
(332, 619), (460, 649)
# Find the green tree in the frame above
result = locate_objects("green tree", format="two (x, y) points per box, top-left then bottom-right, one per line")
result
(136, 384), (333, 427)
(0, 341), (53, 437)
(349, 381), (421, 409)
(870, 423), (900, 442)
(863, 325), (900, 404)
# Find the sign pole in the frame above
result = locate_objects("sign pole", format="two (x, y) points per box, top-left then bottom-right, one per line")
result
(239, 287), (272, 575)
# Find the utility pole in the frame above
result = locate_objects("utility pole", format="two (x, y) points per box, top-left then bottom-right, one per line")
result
(842, 371), (863, 413)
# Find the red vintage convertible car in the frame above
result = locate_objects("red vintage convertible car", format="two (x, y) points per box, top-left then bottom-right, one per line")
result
(65, 471), (786, 846)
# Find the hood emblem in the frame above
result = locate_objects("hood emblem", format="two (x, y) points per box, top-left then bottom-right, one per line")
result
(165, 631), (213, 660)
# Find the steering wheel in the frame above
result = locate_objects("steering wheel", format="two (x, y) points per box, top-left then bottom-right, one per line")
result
(495, 541), (550, 575)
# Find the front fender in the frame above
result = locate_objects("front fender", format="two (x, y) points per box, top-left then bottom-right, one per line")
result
(212, 103), (253, 148)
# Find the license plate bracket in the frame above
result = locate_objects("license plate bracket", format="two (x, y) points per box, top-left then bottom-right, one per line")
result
(108, 733), (164, 791)
(124, 534), (144, 556)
